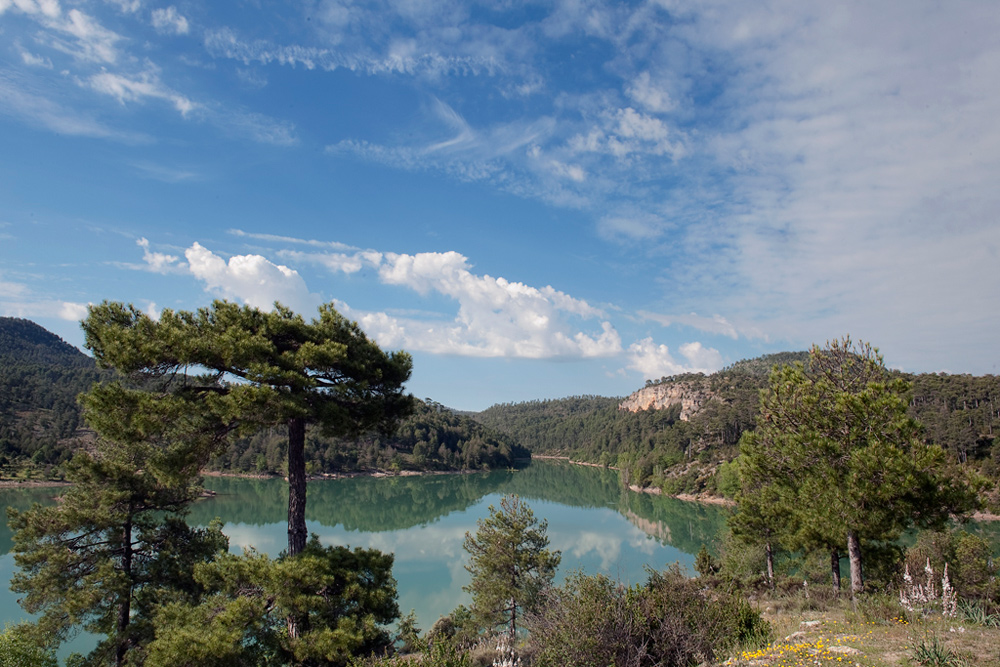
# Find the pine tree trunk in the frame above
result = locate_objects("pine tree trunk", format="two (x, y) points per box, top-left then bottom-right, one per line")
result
(830, 550), (841, 596)
(287, 416), (307, 557)
(847, 530), (864, 597)
(116, 518), (133, 667)
(286, 417), (308, 640)
(765, 541), (775, 589)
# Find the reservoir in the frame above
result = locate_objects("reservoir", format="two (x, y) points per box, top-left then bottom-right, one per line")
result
(0, 460), (727, 645)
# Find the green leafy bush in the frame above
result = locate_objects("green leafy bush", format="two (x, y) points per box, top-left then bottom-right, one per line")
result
(526, 566), (771, 667)
(0, 624), (58, 667)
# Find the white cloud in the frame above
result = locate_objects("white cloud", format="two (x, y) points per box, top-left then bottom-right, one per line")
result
(626, 337), (723, 379)
(222, 111), (297, 146)
(637, 311), (765, 341)
(184, 242), (322, 313)
(151, 6), (188, 35)
(50, 9), (122, 64)
(0, 295), (89, 322)
(569, 107), (685, 162)
(59, 301), (88, 321)
(626, 71), (674, 113)
(19, 48), (53, 68)
(290, 247), (621, 360)
(136, 237), (182, 273)
(203, 27), (498, 77)
(0, 280), (29, 299)
(0, 70), (143, 140)
(89, 67), (196, 115)
(0, 0), (61, 20)
(229, 229), (356, 251)
(105, 0), (142, 13)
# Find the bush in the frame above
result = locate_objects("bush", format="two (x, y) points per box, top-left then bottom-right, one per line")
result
(0, 624), (58, 667)
(854, 592), (909, 625)
(905, 529), (1000, 603)
(526, 566), (771, 667)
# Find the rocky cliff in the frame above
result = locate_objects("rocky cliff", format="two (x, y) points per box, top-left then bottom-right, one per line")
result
(618, 378), (715, 421)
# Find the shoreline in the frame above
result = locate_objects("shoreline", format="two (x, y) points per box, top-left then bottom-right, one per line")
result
(0, 479), (71, 489)
(532, 455), (737, 507)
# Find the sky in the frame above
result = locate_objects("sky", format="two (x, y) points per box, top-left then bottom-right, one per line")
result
(1, 0), (998, 411)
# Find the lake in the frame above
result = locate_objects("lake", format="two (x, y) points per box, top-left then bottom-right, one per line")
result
(0, 460), (728, 651)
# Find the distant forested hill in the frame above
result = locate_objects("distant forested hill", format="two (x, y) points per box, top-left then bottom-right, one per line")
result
(0, 318), (522, 478)
(209, 398), (528, 475)
(4, 318), (997, 491)
(477, 353), (1000, 503)
(0, 317), (102, 474)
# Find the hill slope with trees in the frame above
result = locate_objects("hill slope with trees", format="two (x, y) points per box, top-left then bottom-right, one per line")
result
(0, 317), (104, 475)
(476, 352), (1000, 506)
(0, 317), (524, 479)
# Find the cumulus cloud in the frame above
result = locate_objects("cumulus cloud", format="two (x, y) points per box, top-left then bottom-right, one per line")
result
(151, 6), (188, 35)
(58, 301), (89, 321)
(626, 338), (723, 379)
(184, 242), (321, 313)
(289, 247), (621, 359)
(136, 237), (182, 273)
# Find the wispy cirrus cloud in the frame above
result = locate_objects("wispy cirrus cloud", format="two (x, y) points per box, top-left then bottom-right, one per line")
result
(89, 67), (196, 115)
(0, 68), (148, 140)
(0, 273), (88, 322)
(203, 27), (500, 77)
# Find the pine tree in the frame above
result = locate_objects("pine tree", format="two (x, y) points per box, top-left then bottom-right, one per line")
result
(463, 495), (560, 643)
(8, 433), (228, 666)
(733, 337), (976, 597)
(81, 300), (414, 559)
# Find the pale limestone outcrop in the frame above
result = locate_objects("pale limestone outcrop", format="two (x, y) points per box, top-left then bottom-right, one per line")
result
(618, 380), (714, 421)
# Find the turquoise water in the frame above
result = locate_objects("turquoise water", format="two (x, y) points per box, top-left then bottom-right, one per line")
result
(0, 461), (729, 656)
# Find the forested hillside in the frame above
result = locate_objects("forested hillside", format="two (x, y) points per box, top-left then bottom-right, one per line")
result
(0, 317), (103, 475)
(208, 398), (527, 475)
(3, 318), (997, 491)
(0, 318), (523, 478)
(477, 353), (1000, 502)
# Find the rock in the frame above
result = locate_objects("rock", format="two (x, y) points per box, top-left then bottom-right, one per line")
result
(828, 646), (861, 655)
(619, 379), (714, 420)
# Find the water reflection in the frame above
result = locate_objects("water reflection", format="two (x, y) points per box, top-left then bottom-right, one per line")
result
(1, 462), (731, 641)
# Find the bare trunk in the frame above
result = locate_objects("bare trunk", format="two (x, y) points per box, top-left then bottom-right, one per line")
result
(509, 595), (517, 641)
(847, 530), (864, 597)
(116, 518), (133, 667)
(830, 550), (841, 597)
(287, 417), (308, 640)
(765, 541), (775, 589)
(287, 416), (307, 557)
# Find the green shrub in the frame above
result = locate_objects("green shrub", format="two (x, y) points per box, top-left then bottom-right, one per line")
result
(0, 624), (58, 667)
(905, 529), (1000, 603)
(526, 566), (771, 667)
(855, 591), (908, 625)
(911, 634), (965, 667)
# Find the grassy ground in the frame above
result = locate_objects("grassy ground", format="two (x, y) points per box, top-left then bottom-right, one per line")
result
(725, 597), (1000, 667)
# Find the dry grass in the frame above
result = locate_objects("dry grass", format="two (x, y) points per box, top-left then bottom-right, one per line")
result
(724, 598), (1000, 667)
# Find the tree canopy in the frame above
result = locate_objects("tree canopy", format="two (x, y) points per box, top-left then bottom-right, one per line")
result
(81, 300), (414, 557)
(733, 337), (977, 596)
(463, 495), (560, 644)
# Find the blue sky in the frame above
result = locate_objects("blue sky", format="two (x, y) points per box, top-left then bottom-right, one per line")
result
(1, 0), (998, 410)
